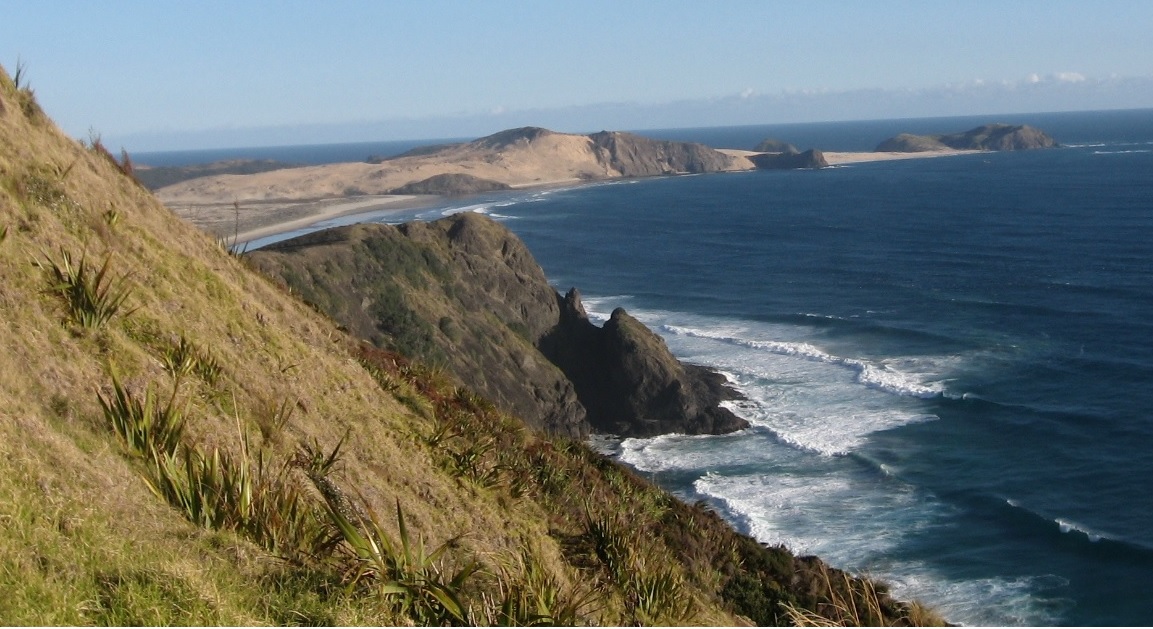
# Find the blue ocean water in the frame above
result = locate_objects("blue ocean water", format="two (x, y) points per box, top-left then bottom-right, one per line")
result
(239, 109), (1153, 625)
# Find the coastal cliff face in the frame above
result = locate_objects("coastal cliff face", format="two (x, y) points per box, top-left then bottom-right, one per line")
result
(876, 123), (1059, 152)
(541, 289), (747, 436)
(247, 212), (748, 438)
(588, 130), (739, 176)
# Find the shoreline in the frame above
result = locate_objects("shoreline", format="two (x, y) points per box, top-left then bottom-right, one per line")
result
(229, 195), (426, 243)
(169, 149), (982, 245)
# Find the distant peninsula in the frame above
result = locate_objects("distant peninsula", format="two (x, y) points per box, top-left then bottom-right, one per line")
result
(875, 123), (1059, 152)
(153, 123), (1058, 243)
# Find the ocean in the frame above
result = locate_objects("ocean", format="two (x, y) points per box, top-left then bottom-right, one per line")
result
(233, 109), (1153, 625)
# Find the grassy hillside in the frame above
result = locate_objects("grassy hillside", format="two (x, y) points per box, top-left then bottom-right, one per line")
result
(0, 65), (941, 626)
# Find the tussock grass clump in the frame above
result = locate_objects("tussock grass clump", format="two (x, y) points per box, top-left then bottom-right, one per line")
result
(38, 248), (135, 329)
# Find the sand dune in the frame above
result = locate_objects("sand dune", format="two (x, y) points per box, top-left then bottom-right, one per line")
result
(159, 129), (979, 242)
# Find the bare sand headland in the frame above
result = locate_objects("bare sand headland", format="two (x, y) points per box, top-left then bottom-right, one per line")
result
(157, 127), (984, 243)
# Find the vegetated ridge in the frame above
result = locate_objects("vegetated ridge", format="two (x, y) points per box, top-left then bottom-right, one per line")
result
(134, 159), (300, 191)
(875, 123), (1059, 152)
(247, 214), (749, 438)
(0, 65), (943, 625)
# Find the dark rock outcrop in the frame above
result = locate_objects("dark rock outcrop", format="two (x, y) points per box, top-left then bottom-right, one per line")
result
(389, 173), (512, 195)
(588, 130), (738, 177)
(540, 289), (748, 437)
(753, 138), (799, 154)
(750, 148), (828, 170)
(248, 212), (748, 439)
(876, 124), (1059, 152)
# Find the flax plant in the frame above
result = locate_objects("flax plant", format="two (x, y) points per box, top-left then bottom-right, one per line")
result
(38, 248), (135, 329)
(321, 495), (478, 625)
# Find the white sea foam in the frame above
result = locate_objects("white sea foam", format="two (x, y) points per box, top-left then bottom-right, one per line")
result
(885, 570), (1071, 627)
(567, 305), (956, 455)
(585, 298), (1067, 625)
(663, 324), (948, 399)
(691, 470), (1070, 626)
(1056, 518), (1104, 542)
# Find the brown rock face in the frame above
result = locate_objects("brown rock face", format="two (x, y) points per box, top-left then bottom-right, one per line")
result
(248, 213), (748, 438)
(539, 289), (749, 437)
(588, 130), (739, 177)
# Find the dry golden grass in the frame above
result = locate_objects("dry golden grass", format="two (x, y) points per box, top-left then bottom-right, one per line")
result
(0, 64), (943, 626)
(0, 64), (593, 625)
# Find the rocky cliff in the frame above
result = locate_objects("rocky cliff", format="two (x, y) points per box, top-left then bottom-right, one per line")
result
(540, 289), (747, 436)
(876, 123), (1059, 152)
(247, 212), (748, 438)
(588, 130), (740, 176)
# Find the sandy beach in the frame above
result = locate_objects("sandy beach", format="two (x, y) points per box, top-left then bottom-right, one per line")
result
(718, 147), (982, 165)
(822, 149), (981, 164)
(169, 194), (427, 244)
(164, 143), (983, 245)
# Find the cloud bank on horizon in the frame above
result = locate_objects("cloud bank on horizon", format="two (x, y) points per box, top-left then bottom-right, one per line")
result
(3, 1), (1152, 151)
(117, 73), (1153, 151)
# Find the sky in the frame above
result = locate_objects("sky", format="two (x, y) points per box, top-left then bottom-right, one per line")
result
(3, 0), (1152, 151)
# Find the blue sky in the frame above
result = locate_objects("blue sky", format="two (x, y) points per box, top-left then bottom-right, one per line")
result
(3, 0), (1152, 150)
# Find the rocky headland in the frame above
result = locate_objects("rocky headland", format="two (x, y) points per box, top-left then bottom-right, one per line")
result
(875, 123), (1059, 152)
(246, 212), (748, 439)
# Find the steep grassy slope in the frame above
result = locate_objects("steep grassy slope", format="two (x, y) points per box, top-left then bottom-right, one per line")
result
(0, 66), (940, 626)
